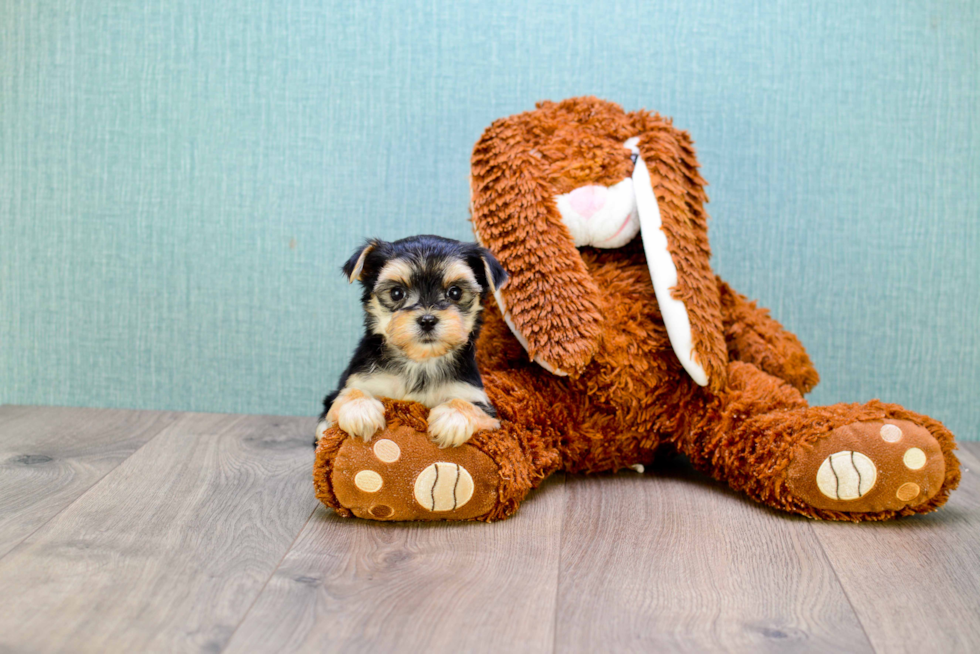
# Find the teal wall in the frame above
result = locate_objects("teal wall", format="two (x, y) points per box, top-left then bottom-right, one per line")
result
(2, 0), (978, 438)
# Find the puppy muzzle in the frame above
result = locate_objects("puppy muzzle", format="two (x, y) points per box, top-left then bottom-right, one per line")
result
(417, 314), (439, 333)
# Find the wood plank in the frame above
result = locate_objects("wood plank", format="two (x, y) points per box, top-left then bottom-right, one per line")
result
(0, 412), (320, 654)
(554, 459), (872, 653)
(223, 475), (567, 654)
(0, 405), (179, 558)
(813, 441), (980, 654)
(0, 404), (43, 427)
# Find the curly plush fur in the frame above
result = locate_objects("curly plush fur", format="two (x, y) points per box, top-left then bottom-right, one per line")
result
(314, 97), (959, 523)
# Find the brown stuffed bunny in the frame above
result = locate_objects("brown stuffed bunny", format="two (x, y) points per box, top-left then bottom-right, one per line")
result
(315, 97), (959, 522)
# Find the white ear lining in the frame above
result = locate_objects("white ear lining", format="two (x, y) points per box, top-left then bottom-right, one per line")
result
(628, 139), (709, 387)
(475, 230), (559, 372)
(476, 141), (709, 386)
(492, 289), (568, 376)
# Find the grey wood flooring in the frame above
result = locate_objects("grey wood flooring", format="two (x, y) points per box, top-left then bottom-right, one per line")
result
(0, 405), (977, 654)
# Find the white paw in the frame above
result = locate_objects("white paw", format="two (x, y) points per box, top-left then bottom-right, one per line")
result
(427, 404), (473, 448)
(314, 419), (331, 443)
(427, 402), (499, 448)
(337, 396), (386, 442)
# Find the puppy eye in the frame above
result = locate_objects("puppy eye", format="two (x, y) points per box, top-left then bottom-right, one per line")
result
(390, 287), (405, 302)
(446, 286), (462, 302)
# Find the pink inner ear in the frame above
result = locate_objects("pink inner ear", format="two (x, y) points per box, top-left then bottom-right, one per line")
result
(568, 185), (607, 218)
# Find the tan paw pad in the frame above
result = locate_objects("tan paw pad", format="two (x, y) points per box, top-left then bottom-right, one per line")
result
(879, 423), (903, 443)
(373, 439), (401, 463)
(816, 451), (877, 500)
(353, 470), (383, 493)
(903, 447), (926, 470)
(330, 425), (499, 521)
(413, 462), (474, 512)
(370, 504), (393, 518)
(896, 482), (920, 502)
(786, 419), (946, 513)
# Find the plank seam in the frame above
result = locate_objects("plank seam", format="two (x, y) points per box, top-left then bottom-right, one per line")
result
(806, 521), (879, 653)
(219, 503), (319, 652)
(810, 442), (980, 654)
(0, 410), (182, 565)
(550, 473), (568, 654)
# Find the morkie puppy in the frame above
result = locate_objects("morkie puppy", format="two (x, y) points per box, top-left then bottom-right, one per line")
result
(316, 235), (508, 448)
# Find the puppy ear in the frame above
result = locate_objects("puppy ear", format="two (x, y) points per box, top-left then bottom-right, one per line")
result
(341, 239), (381, 284)
(470, 117), (604, 376)
(466, 246), (508, 295)
(481, 249), (508, 294)
(629, 113), (728, 391)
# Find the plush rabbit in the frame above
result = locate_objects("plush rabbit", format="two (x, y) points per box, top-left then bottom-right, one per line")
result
(315, 97), (959, 522)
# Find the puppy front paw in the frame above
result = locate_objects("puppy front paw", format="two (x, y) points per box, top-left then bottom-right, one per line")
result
(427, 399), (500, 449)
(336, 395), (386, 442)
(314, 419), (330, 444)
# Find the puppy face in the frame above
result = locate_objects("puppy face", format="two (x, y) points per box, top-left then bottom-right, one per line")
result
(343, 236), (507, 362)
(371, 257), (479, 360)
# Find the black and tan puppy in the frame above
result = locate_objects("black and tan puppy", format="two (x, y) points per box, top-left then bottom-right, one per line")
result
(316, 235), (508, 448)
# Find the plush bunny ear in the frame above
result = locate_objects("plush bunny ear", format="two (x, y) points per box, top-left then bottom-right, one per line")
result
(629, 114), (728, 391)
(470, 117), (604, 376)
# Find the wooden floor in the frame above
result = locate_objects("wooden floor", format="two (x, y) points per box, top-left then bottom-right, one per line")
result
(0, 406), (978, 653)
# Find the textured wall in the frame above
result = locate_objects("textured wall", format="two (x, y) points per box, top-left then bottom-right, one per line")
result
(1, 0), (978, 438)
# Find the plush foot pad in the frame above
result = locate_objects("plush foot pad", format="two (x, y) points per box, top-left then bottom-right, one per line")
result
(330, 425), (499, 521)
(787, 420), (945, 513)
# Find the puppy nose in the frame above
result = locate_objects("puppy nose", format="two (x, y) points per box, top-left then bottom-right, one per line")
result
(417, 314), (439, 332)
(568, 185), (607, 219)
